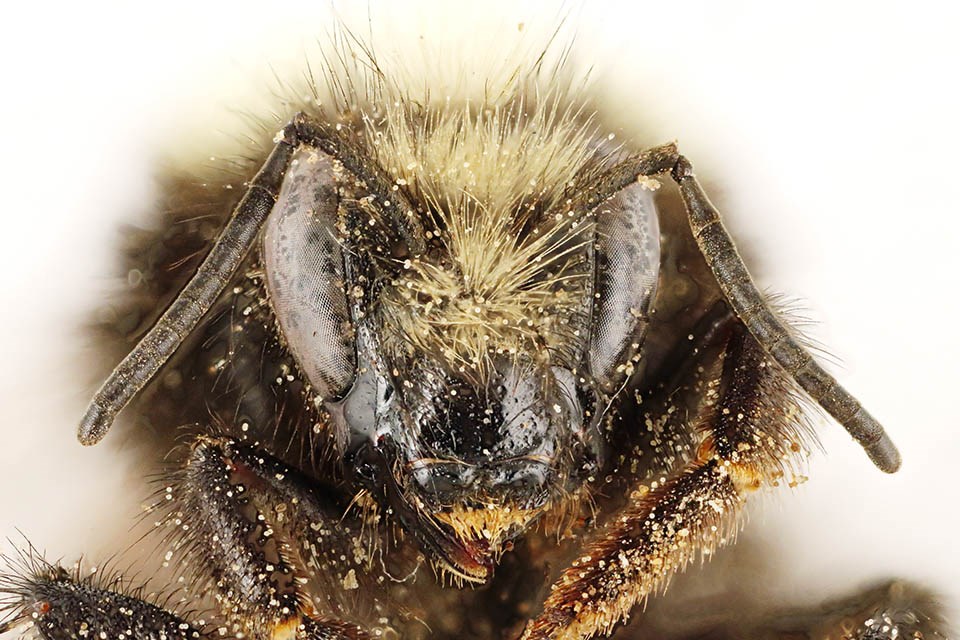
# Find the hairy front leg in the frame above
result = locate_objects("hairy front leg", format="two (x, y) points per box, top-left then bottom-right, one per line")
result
(0, 438), (374, 640)
(157, 435), (371, 640)
(0, 544), (203, 639)
(522, 325), (813, 640)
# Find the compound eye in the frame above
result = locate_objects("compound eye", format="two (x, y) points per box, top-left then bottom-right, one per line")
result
(589, 183), (660, 391)
(262, 147), (356, 401)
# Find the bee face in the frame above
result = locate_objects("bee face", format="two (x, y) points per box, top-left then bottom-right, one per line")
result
(262, 121), (661, 578)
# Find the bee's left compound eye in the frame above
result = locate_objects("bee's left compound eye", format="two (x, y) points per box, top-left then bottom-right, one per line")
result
(588, 183), (660, 391)
(262, 148), (356, 402)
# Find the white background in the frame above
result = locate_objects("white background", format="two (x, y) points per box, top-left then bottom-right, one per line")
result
(0, 1), (957, 636)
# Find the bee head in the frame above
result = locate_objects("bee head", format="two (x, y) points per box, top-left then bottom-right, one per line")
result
(262, 144), (660, 583)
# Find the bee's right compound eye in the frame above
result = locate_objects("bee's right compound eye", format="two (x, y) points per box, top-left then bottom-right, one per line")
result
(262, 147), (356, 402)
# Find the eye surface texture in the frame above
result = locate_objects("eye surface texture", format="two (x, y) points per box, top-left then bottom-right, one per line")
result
(588, 182), (660, 390)
(262, 147), (356, 403)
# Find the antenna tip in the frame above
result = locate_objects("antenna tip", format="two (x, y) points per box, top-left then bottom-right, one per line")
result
(78, 403), (112, 446)
(865, 435), (902, 474)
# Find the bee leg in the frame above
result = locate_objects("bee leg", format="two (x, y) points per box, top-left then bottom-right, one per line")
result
(758, 580), (949, 640)
(667, 155), (900, 473)
(157, 435), (371, 640)
(521, 324), (813, 640)
(671, 580), (950, 640)
(0, 544), (203, 639)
